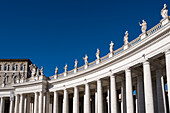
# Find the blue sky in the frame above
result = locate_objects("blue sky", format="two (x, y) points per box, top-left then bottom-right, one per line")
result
(0, 0), (169, 77)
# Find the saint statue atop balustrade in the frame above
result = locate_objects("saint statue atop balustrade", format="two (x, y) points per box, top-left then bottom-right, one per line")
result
(161, 4), (168, 19)
(30, 64), (37, 78)
(124, 31), (129, 45)
(96, 48), (100, 60)
(83, 54), (88, 66)
(64, 64), (68, 73)
(40, 66), (44, 76)
(55, 67), (58, 75)
(110, 41), (114, 53)
(74, 59), (78, 69)
(139, 20), (147, 34)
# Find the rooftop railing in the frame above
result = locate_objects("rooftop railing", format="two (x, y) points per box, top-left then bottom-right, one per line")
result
(49, 21), (165, 80)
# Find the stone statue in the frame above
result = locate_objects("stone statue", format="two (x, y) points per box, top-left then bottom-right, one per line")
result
(139, 20), (147, 33)
(110, 41), (114, 53)
(124, 31), (129, 45)
(64, 64), (68, 73)
(74, 59), (78, 69)
(83, 54), (88, 65)
(55, 66), (58, 75)
(40, 66), (44, 75)
(96, 48), (100, 60)
(30, 64), (37, 77)
(161, 4), (168, 19)
(36, 68), (40, 76)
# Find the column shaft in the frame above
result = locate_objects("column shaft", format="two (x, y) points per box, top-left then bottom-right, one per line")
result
(84, 83), (90, 113)
(97, 79), (103, 113)
(14, 95), (19, 113)
(95, 92), (98, 113)
(137, 75), (145, 113)
(73, 86), (79, 113)
(156, 69), (167, 113)
(9, 99), (14, 113)
(63, 89), (68, 113)
(39, 92), (43, 113)
(121, 81), (126, 113)
(19, 94), (24, 113)
(110, 75), (117, 113)
(143, 61), (154, 113)
(125, 69), (134, 113)
(26, 96), (31, 113)
(0, 97), (4, 113)
(34, 92), (38, 113)
(165, 50), (170, 111)
(53, 91), (58, 113)
(107, 88), (110, 113)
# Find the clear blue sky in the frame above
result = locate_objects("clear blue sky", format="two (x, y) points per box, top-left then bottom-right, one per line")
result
(0, 0), (169, 77)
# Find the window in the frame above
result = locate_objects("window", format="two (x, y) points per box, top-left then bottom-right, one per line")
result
(12, 65), (15, 71)
(20, 64), (25, 71)
(4, 64), (7, 71)
(0, 65), (1, 71)
(7, 65), (10, 71)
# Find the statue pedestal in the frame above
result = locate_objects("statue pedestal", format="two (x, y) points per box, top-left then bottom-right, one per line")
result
(74, 69), (78, 73)
(140, 33), (147, 40)
(35, 76), (39, 80)
(16, 79), (20, 83)
(161, 17), (169, 26)
(39, 75), (43, 80)
(20, 79), (24, 83)
(54, 75), (57, 79)
(84, 65), (88, 69)
(64, 72), (67, 76)
(96, 59), (100, 64)
(123, 44), (129, 50)
(109, 52), (114, 58)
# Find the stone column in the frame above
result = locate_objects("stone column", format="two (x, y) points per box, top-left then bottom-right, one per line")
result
(121, 80), (126, 113)
(97, 79), (103, 113)
(110, 75), (117, 113)
(107, 87), (110, 113)
(43, 95), (46, 113)
(9, 98), (14, 113)
(34, 92), (38, 113)
(46, 92), (50, 113)
(156, 69), (167, 113)
(24, 96), (27, 113)
(125, 69), (134, 113)
(63, 89), (68, 113)
(39, 92), (43, 113)
(95, 92), (98, 113)
(19, 94), (24, 113)
(143, 61), (154, 113)
(137, 75), (145, 113)
(14, 95), (19, 113)
(165, 50), (170, 111)
(84, 83), (90, 113)
(0, 97), (4, 113)
(53, 91), (58, 113)
(26, 96), (31, 113)
(73, 86), (79, 113)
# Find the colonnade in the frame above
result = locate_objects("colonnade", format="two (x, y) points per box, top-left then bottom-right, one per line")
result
(0, 50), (169, 113)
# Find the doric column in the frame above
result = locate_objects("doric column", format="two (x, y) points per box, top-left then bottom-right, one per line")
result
(26, 96), (31, 113)
(121, 80), (126, 113)
(110, 75), (117, 113)
(73, 86), (79, 113)
(14, 95), (19, 113)
(125, 69), (134, 113)
(107, 87), (110, 113)
(0, 97), (4, 113)
(63, 89), (68, 113)
(9, 98), (14, 113)
(53, 91), (58, 113)
(39, 92), (43, 113)
(19, 94), (24, 113)
(156, 69), (167, 113)
(165, 50), (170, 110)
(97, 79), (103, 113)
(34, 92), (38, 113)
(137, 75), (144, 113)
(143, 61), (154, 113)
(95, 92), (98, 113)
(84, 83), (90, 113)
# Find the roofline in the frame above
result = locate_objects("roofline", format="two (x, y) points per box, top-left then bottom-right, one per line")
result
(0, 59), (32, 63)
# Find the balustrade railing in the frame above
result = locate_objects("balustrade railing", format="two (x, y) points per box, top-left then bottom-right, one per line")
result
(49, 21), (166, 80)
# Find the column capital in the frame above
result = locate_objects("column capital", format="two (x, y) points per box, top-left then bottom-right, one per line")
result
(125, 68), (131, 72)
(143, 60), (150, 65)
